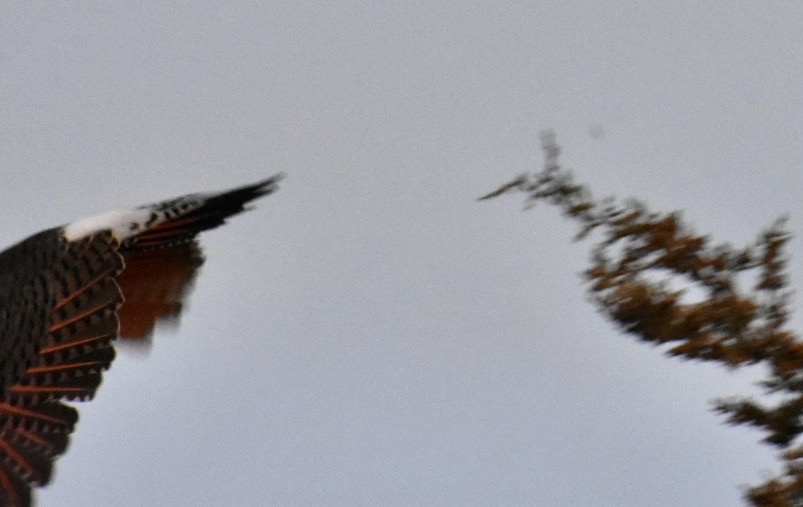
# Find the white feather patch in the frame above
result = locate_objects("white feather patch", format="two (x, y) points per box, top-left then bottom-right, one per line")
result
(64, 208), (154, 241)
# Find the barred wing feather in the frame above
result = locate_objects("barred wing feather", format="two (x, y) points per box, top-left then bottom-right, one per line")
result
(0, 175), (282, 505)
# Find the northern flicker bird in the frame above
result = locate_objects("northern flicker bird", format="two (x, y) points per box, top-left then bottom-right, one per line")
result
(0, 174), (283, 505)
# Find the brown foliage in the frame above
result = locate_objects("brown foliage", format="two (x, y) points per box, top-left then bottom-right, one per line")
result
(482, 131), (803, 505)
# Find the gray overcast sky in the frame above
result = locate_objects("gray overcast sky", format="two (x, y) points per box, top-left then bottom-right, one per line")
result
(1, 2), (801, 506)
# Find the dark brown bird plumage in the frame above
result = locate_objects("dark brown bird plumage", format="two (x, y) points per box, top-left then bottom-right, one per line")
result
(0, 175), (283, 505)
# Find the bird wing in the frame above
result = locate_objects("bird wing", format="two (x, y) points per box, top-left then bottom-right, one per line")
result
(0, 230), (123, 505)
(0, 175), (282, 505)
(115, 176), (283, 341)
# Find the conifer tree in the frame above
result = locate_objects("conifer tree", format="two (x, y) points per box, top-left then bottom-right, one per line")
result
(481, 131), (803, 505)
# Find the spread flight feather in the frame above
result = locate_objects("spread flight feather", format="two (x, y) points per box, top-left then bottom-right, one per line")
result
(0, 174), (283, 505)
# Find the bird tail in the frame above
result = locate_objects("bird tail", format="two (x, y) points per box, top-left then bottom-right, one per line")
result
(123, 174), (284, 251)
